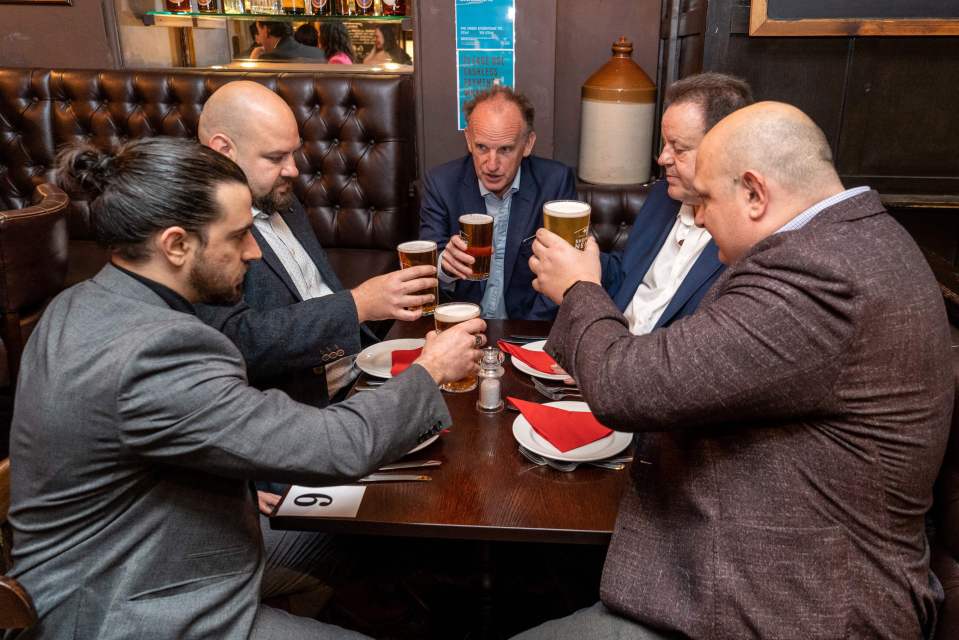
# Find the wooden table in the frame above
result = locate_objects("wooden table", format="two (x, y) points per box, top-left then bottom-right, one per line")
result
(271, 318), (631, 545)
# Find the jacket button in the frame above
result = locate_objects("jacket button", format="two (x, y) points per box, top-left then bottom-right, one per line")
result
(321, 354), (331, 362)
(336, 349), (345, 357)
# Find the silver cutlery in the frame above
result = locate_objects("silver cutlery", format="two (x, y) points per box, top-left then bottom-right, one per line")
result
(359, 473), (432, 483)
(378, 460), (442, 471)
(517, 445), (630, 472)
(531, 378), (583, 401)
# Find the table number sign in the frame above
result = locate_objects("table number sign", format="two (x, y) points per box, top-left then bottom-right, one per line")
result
(275, 484), (367, 518)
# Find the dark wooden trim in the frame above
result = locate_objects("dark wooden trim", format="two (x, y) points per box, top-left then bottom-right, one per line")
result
(749, 0), (959, 37)
(0, 0), (72, 4)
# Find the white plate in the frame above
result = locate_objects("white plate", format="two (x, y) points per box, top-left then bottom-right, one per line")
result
(356, 338), (426, 379)
(511, 401), (632, 462)
(407, 434), (439, 455)
(507, 340), (568, 381)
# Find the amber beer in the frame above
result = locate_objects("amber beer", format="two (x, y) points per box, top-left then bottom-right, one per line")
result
(434, 303), (481, 393)
(458, 213), (493, 281)
(397, 240), (439, 316)
(543, 200), (591, 250)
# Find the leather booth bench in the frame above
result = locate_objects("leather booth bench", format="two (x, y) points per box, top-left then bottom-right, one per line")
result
(0, 68), (417, 288)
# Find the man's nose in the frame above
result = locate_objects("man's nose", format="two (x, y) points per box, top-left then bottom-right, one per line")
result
(281, 154), (299, 178)
(657, 147), (672, 167)
(243, 230), (262, 261)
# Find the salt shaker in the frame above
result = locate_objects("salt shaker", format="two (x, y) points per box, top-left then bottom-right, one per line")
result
(476, 346), (505, 413)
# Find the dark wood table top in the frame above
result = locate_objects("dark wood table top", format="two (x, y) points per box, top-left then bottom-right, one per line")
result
(271, 318), (631, 545)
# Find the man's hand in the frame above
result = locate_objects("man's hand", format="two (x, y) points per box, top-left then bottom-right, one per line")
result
(257, 491), (281, 516)
(440, 235), (475, 280)
(352, 265), (438, 323)
(414, 318), (486, 385)
(529, 228), (602, 305)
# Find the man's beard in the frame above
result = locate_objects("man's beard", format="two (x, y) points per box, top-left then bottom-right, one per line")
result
(253, 177), (295, 215)
(189, 247), (245, 306)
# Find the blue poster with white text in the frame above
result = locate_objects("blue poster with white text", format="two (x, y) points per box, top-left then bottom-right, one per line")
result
(455, 0), (516, 129)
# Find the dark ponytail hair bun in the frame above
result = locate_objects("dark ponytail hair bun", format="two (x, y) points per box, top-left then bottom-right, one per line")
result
(55, 143), (117, 198)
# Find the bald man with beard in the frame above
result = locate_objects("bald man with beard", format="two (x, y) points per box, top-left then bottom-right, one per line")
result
(518, 102), (953, 639)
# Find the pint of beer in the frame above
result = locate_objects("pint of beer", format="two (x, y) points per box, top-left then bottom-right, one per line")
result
(458, 213), (494, 281)
(543, 200), (591, 250)
(434, 302), (481, 392)
(397, 240), (439, 315)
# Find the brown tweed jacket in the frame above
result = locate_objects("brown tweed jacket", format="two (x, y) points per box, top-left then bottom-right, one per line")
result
(547, 190), (954, 639)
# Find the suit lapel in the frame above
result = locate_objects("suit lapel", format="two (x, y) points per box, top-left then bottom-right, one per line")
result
(613, 214), (676, 311)
(251, 225), (303, 302)
(653, 241), (723, 329)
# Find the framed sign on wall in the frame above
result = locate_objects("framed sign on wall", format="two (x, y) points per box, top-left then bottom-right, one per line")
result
(749, 0), (959, 37)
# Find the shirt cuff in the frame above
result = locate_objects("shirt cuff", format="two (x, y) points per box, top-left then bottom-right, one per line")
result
(437, 248), (459, 286)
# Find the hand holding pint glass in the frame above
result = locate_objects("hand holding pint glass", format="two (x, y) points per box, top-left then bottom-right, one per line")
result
(397, 240), (440, 315)
(458, 213), (494, 280)
(433, 303), (483, 392)
(543, 200), (591, 250)
(414, 309), (486, 391)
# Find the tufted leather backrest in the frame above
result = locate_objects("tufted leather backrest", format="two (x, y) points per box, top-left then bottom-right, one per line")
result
(576, 182), (651, 253)
(0, 68), (416, 283)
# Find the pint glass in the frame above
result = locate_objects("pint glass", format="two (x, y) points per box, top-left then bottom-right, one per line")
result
(434, 302), (481, 392)
(397, 240), (439, 316)
(543, 200), (591, 250)
(458, 213), (494, 281)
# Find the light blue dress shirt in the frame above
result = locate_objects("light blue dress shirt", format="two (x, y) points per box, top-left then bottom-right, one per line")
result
(776, 186), (871, 233)
(477, 169), (522, 319)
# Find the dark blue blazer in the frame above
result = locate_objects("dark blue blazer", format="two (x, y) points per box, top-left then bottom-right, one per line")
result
(419, 155), (577, 320)
(197, 197), (374, 409)
(601, 180), (725, 329)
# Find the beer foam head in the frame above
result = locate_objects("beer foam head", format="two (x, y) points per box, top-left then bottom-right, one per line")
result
(435, 303), (481, 323)
(397, 240), (436, 253)
(459, 213), (493, 225)
(544, 200), (591, 217)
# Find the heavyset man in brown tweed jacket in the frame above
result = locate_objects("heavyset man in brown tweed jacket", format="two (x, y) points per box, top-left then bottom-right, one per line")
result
(517, 102), (953, 639)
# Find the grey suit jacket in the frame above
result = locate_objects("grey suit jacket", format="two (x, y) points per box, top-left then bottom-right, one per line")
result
(8, 264), (450, 639)
(547, 190), (953, 639)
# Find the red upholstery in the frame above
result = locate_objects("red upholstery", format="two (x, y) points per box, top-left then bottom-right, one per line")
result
(0, 68), (417, 286)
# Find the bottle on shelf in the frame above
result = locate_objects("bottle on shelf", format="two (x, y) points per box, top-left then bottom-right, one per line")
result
(197, 0), (219, 13)
(164, 0), (191, 12)
(381, 0), (404, 16)
(311, 0), (334, 15)
(282, 0), (306, 14)
(352, 0), (377, 16)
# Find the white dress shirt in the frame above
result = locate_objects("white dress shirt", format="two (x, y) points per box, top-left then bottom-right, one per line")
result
(623, 204), (712, 335)
(252, 207), (356, 396)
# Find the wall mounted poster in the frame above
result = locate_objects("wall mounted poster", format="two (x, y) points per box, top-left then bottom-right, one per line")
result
(455, 0), (516, 130)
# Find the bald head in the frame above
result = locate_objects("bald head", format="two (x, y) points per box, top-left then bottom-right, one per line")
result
(703, 101), (839, 198)
(692, 102), (845, 265)
(199, 81), (301, 213)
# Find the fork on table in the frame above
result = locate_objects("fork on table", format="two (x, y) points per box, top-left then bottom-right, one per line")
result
(531, 377), (583, 401)
(517, 445), (631, 472)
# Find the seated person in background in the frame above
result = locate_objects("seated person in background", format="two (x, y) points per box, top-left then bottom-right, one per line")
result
(419, 85), (575, 321)
(363, 25), (412, 66)
(319, 22), (355, 65)
(246, 21), (265, 59)
(256, 21), (327, 62)
(8, 136), (484, 640)
(293, 23), (319, 49)
(601, 72), (752, 334)
(521, 102), (952, 639)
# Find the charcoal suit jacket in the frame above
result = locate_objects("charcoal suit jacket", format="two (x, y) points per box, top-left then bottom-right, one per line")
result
(600, 179), (724, 329)
(197, 196), (375, 409)
(419, 154), (576, 320)
(7, 264), (449, 639)
(547, 190), (953, 639)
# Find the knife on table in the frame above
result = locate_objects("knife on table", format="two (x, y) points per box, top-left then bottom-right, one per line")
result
(359, 474), (432, 483)
(378, 460), (442, 471)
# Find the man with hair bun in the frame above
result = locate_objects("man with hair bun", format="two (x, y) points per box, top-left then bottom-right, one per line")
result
(419, 84), (576, 320)
(520, 102), (952, 639)
(7, 137), (484, 639)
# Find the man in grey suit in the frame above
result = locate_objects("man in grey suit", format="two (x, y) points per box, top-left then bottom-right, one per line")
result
(521, 102), (953, 639)
(8, 137), (484, 639)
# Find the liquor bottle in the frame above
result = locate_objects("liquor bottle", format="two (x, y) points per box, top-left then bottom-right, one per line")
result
(311, 0), (333, 15)
(381, 0), (404, 16)
(282, 0), (306, 14)
(165, 0), (191, 12)
(197, 0), (219, 13)
(353, 0), (376, 16)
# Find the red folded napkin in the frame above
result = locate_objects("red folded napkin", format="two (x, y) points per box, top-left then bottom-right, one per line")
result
(497, 340), (558, 374)
(508, 397), (612, 453)
(391, 347), (423, 376)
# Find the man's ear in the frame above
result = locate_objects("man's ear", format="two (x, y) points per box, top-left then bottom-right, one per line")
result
(207, 133), (238, 160)
(154, 226), (197, 268)
(739, 170), (769, 221)
(522, 130), (537, 157)
(463, 127), (473, 154)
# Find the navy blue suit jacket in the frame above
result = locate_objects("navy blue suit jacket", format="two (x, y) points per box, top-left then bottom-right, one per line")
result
(419, 155), (577, 320)
(601, 180), (725, 329)
(197, 197), (374, 409)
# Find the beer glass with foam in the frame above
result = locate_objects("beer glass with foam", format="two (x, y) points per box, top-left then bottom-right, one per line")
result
(543, 200), (591, 250)
(433, 302), (481, 392)
(397, 240), (438, 316)
(458, 213), (493, 280)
